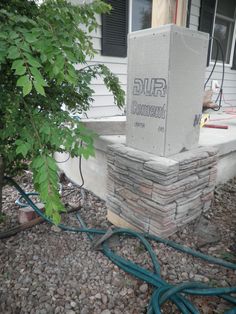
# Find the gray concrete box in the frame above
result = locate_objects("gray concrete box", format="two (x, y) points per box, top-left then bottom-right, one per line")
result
(126, 24), (209, 157)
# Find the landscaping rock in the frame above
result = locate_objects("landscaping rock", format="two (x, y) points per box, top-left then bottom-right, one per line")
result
(0, 173), (235, 313)
(194, 216), (221, 248)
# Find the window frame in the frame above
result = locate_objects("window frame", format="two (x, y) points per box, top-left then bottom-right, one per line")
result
(210, 0), (236, 67)
(128, 0), (189, 33)
(128, 0), (153, 33)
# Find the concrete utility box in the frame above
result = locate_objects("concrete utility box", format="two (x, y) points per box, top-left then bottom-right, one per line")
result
(126, 24), (209, 157)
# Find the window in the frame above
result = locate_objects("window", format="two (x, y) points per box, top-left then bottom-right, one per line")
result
(101, 0), (129, 58)
(131, 0), (189, 32)
(199, 0), (236, 68)
(101, 0), (190, 58)
(132, 0), (152, 31)
(212, 0), (236, 64)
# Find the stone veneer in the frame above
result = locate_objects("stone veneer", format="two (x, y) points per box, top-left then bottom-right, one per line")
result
(106, 144), (218, 237)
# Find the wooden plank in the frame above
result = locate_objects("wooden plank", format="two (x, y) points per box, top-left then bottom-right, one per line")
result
(107, 210), (141, 231)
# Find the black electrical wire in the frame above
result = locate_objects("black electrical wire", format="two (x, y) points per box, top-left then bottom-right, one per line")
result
(213, 37), (225, 111)
(204, 36), (225, 111)
(55, 153), (71, 164)
(78, 153), (84, 189)
(204, 38), (219, 89)
(59, 141), (85, 199)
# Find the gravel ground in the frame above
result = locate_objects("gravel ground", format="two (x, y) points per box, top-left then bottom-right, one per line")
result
(0, 172), (235, 314)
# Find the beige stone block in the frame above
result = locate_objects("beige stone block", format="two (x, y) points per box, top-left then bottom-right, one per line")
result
(138, 185), (153, 196)
(120, 212), (150, 231)
(178, 168), (196, 180)
(153, 175), (198, 193)
(171, 149), (209, 165)
(138, 198), (176, 214)
(184, 176), (209, 191)
(126, 149), (156, 162)
(201, 191), (214, 202)
(149, 223), (177, 238)
(108, 144), (130, 155)
(152, 192), (182, 205)
(116, 155), (144, 171)
(144, 158), (179, 174)
(117, 188), (140, 202)
(198, 168), (211, 179)
(128, 172), (153, 188)
(149, 213), (175, 226)
(197, 146), (218, 156)
(176, 195), (201, 213)
(183, 186), (207, 198)
(198, 155), (217, 167)
(142, 170), (178, 185)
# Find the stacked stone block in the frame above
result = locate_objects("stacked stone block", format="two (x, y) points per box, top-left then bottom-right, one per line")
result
(107, 144), (218, 237)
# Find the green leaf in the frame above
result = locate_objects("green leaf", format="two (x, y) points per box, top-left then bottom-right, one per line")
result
(82, 148), (92, 160)
(52, 212), (61, 225)
(24, 52), (42, 68)
(23, 80), (32, 96)
(52, 65), (60, 76)
(65, 74), (77, 85)
(16, 75), (33, 96)
(40, 54), (47, 63)
(16, 142), (31, 157)
(24, 32), (38, 43)
(20, 42), (31, 53)
(9, 31), (18, 40)
(68, 68), (77, 79)
(46, 156), (58, 172)
(11, 59), (24, 70)
(65, 50), (77, 62)
(0, 32), (7, 39)
(40, 124), (50, 135)
(54, 55), (65, 70)
(40, 184), (49, 201)
(15, 65), (26, 75)
(16, 75), (29, 87)
(8, 46), (20, 59)
(0, 51), (7, 63)
(31, 156), (44, 169)
(30, 67), (47, 86)
(33, 81), (45, 96)
(35, 168), (48, 184)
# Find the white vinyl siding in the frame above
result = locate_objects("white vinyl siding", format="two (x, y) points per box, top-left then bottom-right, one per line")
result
(72, 1), (127, 118)
(189, 0), (200, 30)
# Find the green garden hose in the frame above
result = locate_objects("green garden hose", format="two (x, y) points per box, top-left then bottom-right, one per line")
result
(5, 176), (236, 314)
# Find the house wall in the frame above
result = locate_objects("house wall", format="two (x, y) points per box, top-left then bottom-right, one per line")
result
(190, 0), (236, 108)
(71, 0), (126, 118)
(74, 0), (236, 118)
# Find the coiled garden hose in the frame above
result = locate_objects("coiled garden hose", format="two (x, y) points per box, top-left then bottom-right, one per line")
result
(5, 176), (236, 314)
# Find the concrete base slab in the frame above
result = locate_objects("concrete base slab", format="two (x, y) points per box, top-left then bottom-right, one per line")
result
(56, 112), (236, 197)
(55, 134), (125, 199)
(82, 116), (126, 136)
(216, 151), (236, 184)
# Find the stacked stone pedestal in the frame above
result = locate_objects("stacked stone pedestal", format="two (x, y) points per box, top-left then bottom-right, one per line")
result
(107, 144), (218, 237)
